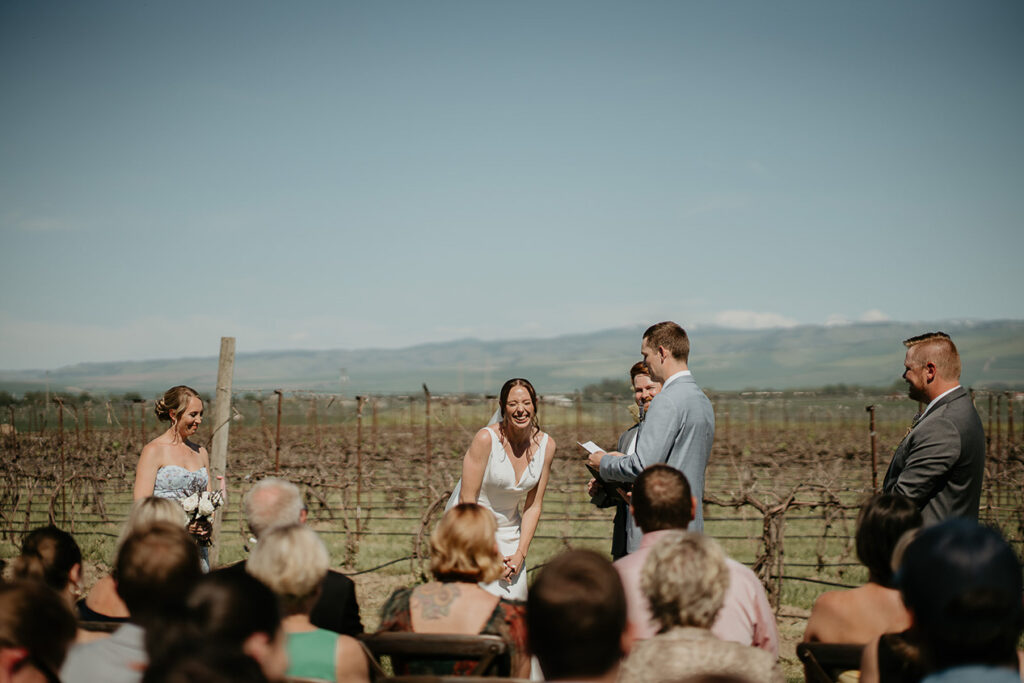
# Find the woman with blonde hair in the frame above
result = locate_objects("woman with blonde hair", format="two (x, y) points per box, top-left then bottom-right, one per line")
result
(620, 531), (784, 683)
(77, 496), (187, 624)
(246, 525), (369, 683)
(378, 503), (529, 678)
(134, 385), (225, 570)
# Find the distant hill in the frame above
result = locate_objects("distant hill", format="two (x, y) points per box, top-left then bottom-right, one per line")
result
(1, 320), (1022, 397)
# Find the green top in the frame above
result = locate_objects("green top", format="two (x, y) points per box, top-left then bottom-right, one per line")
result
(286, 628), (337, 681)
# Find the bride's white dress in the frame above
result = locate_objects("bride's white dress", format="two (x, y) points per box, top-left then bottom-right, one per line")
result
(446, 425), (549, 601)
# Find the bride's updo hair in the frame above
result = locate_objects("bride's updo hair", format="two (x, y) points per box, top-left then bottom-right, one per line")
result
(155, 385), (202, 423)
(498, 378), (540, 438)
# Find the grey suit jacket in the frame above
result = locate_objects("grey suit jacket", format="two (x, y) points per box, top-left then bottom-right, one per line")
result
(599, 373), (715, 546)
(882, 386), (985, 525)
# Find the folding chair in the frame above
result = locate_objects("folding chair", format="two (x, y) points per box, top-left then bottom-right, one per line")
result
(359, 632), (511, 678)
(380, 677), (530, 683)
(796, 642), (864, 683)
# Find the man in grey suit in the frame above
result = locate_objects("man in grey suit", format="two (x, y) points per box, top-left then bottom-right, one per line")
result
(587, 321), (715, 550)
(588, 361), (662, 558)
(883, 331), (985, 525)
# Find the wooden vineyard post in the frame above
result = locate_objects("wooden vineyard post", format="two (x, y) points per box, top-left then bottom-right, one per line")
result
(274, 390), (283, 473)
(575, 393), (583, 444)
(424, 384), (432, 483)
(208, 337), (235, 568)
(55, 398), (66, 525)
(72, 404), (80, 450)
(723, 399), (730, 446)
(987, 394), (993, 453)
(311, 396), (321, 450)
(996, 393), (1003, 460)
(1007, 392), (1015, 447)
(356, 396), (366, 470)
(372, 399), (379, 453)
(7, 406), (16, 449)
(867, 405), (878, 492)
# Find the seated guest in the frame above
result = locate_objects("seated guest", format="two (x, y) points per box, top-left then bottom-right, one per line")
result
(142, 645), (271, 683)
(377, 503), (529, 678)
(619, 531), (785, 683)
(146, 572), (288, 682)
(246, 525), (369, 683)
(894, 519), (1022, 682)
(61, 522), (203, 683)
(219, 477), (362, 636)
(860, 529), (930, 683)
(78, 496), (187, 624)
(12, 525), (83, 607)
(615, 465), (779, 656)
(804, 494), (922, 644)
(527, 549), (633, 682)
(0, 580), (78, 683)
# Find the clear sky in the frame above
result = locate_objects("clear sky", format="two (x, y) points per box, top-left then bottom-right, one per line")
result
(2, 1), (1022, 370)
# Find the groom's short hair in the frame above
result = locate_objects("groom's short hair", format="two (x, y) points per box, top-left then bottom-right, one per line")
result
(527, 550), (627, 680)
(643, 321), (690, 362)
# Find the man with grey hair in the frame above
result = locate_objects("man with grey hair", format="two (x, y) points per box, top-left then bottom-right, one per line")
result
(219, 477), (362, 635)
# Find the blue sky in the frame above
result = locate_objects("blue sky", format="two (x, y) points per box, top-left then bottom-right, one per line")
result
(2, 1), (1022, 370)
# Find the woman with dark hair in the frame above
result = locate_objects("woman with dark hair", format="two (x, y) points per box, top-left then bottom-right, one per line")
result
(0, 580), (78, 683)
(803, 494), (923, 644)
(145, 572), (288, 682)
(12, 525), (83, 606)
(378, 503), (529, 678)
(445, 378), (557, 600)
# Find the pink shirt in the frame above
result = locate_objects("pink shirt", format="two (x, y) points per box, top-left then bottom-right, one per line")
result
(614, 529), (779, 659)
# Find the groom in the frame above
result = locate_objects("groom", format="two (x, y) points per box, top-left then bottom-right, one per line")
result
(587, 321), (715, 551)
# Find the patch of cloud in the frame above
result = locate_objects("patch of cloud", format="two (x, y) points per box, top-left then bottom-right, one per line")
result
(859, 309), (890, 323)
(825, 314), (851, 327)
(745, 160), (767, 175)
(712, 310), (799, 330)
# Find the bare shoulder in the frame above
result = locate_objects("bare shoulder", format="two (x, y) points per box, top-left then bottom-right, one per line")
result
(471, 427), (495, 449)
(804, 589), (847, 641)
(541, 432), (557, 455)
(139, 437), (168, 465)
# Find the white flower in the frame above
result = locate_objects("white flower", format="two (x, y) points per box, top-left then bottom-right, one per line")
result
(198, 494), (216, 517)
(181, 493), (200, 513)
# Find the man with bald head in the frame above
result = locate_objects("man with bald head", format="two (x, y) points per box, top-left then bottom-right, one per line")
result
(218, 477), (363, 635)
(883, 332), (985, 525)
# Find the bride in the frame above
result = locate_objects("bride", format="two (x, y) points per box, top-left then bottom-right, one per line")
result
(446, 378), (557, 600)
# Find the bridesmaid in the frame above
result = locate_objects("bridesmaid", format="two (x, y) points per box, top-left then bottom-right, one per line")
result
(133, 385), (221, 569)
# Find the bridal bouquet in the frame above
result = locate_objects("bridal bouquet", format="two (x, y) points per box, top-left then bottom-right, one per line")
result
(180, 490), (223, 546)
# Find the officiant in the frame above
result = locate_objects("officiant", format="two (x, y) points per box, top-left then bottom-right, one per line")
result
(587, 361), (661, 558)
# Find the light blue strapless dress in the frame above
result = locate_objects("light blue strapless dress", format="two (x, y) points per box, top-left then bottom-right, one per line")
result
(154, 465), (210, 571)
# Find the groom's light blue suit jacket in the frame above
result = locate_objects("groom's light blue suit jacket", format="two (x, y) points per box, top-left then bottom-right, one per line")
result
(599, 373), (715, 552)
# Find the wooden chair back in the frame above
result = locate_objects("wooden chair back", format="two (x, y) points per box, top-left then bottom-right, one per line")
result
(359, 632), (511, 678)
(796, 642), (864, 683)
